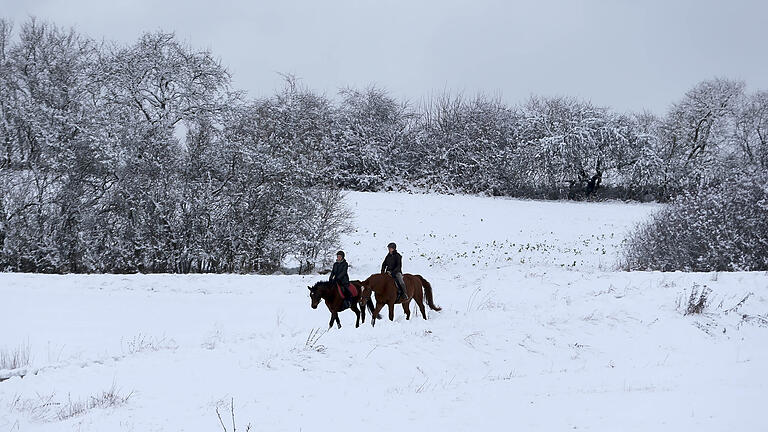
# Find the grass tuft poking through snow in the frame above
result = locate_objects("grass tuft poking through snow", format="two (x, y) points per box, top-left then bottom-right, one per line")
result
(215, 398), (252, 432)
(680, 284), (713, 315)
(56, 384), (133, 421)
(9, 383), (132, 422)
(303, 328), (327, 353)
(0, 342), (31, 371)
(121, 333), (178, 355)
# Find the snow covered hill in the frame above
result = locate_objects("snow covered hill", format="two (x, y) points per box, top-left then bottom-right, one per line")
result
(1, 192), (766, 431)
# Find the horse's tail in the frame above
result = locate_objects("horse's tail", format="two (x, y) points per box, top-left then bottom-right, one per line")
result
(417, 275), (442, 311)
(367, 299), (381, 320)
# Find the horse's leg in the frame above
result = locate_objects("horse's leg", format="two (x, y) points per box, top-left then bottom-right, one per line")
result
(401, 279), (415, 320)
(351, 302), (361, 328)
(415, 286), (427, 320)
(369, 299), (381, 320)
(417, 297), (427, 320)
(328, 313), (335, 329)
(334, 311), (342, 329)
(372, 301), (385, 327)
(387, 301), (395, 321)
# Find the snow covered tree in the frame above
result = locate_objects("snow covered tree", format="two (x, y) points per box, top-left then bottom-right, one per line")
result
(410, 92), (520, 194)
(0, 18), (106, 272)
(516, 96), (646, 199)
(292, 188), (352, 274)
(217, 77), (351, 273)
(334, 86), (412, 190)
(0, 20), (354, 274)
(655, 78), (745, 198)
(733, 90), (768, 170)
(85, 31), (235, 272)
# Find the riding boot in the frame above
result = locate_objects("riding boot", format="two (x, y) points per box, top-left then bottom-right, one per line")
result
(342, 285), (353, 309)
(397, 283), (408, 302)
(392, 272), (408, 302)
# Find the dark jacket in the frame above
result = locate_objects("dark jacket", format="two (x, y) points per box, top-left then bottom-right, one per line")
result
(381, 251), (402, 274)
(330, 259), (349, 287)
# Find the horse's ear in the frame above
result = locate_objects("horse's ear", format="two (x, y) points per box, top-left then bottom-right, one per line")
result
(307, 286), (312, 290)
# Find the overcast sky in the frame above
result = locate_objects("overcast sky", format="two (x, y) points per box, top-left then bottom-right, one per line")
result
(6, 0), (768, 113)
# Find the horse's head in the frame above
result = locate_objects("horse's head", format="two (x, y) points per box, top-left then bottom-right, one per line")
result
(308, 281), (327, 309)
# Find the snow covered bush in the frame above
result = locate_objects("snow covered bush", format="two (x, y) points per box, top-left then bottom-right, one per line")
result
(623, 174), (768, 271)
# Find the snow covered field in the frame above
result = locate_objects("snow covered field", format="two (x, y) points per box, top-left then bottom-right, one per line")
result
(1, 191), (767, 431)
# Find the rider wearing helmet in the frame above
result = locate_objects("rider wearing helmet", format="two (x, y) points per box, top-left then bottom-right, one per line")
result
(329, 250), (352, 307)
(381, 242), (408, 301)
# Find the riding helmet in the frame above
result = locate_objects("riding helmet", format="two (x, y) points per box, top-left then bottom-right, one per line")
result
(387, 242), (397, 250)
(336, 250), (345, 258)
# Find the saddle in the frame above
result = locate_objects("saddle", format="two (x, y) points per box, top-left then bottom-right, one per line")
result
(337, 283), (358, 299)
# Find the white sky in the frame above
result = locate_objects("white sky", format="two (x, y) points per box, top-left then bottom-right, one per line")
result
(5, 0), (768, 113)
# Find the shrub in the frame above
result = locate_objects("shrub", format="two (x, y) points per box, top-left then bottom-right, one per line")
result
(623, 173), (768, 271)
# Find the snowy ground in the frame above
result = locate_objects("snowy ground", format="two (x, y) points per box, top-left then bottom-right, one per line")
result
(1, 192), (767, 431)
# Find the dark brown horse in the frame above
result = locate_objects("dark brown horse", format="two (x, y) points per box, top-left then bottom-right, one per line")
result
(308, 280), (377, 329)
(359, 273), (442, 327)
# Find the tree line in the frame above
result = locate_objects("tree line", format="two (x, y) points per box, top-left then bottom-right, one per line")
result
(0, 19), (350, 273)
(1, 18), (765, 273)
(333, 79), (766, 201)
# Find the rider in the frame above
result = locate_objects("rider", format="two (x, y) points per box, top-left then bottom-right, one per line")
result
(329, 250), (352, 307)
(381, 242), (408, 301)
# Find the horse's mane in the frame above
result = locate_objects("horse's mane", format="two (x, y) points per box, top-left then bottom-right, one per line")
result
(311, 280), (333, 290)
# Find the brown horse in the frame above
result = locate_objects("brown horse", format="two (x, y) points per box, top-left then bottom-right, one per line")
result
(359, 273), (442, 326)
(308, 280), (377, 329)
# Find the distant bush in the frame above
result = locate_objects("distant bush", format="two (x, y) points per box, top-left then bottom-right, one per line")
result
(623, 174), (768, 271)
